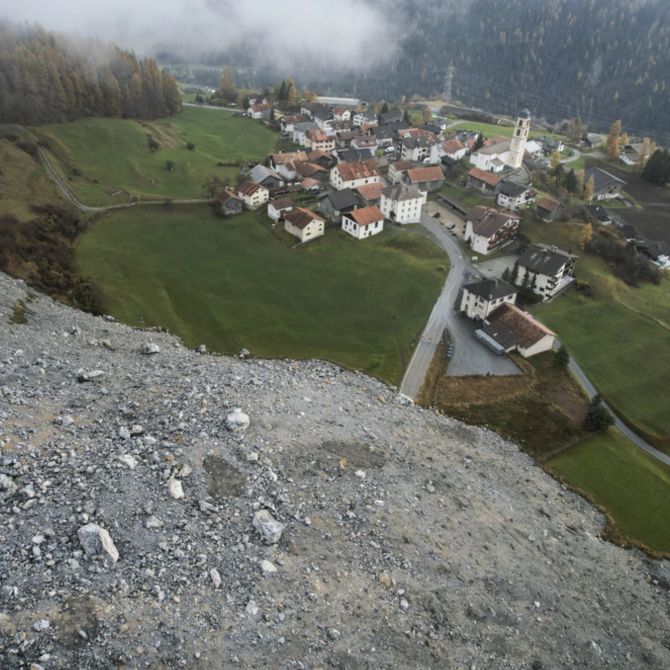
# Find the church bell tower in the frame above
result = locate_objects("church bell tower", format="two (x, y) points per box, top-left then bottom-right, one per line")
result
(509, 109), (531, 169)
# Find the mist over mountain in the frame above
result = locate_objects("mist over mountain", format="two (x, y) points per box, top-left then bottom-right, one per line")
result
(2, 0), (669, 138)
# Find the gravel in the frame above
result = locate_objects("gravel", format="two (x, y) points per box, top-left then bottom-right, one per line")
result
(1, 271), (669, 669)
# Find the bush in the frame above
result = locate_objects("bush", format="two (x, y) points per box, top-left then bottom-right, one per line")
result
(186, 141), (195, 151)
(147, 135), (160, 153)
(555, 344), (569, 368)
(584, 395), (615, 432)
(586, 229), (661, 286)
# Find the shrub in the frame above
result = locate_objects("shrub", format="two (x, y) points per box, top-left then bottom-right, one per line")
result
(584, 395), (615, 432)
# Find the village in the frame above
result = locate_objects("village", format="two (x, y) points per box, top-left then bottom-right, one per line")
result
(209, 96), (664, 372)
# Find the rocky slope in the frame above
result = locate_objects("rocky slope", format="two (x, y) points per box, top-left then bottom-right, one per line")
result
(1, 271), (669, 669)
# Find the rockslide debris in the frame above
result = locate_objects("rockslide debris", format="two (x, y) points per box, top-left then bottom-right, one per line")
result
(1, 271), (669, 669)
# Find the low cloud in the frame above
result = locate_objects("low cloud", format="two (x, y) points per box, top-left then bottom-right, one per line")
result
(2, 0), (398, 72)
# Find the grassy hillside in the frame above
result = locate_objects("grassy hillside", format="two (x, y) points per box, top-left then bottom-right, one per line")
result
(35, 107), (278, 206)
(527, 220), (670, 451)
(548, 431), (670, 556)
(0, 136), (61, 220)
(76, 207), (448, 384)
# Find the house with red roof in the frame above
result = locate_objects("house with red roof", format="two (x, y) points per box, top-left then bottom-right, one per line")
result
(341, 206), (385, 240)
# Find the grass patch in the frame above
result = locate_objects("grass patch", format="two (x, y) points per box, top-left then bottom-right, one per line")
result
(35, 107), (279, 206)
(524, 218), (670, 450)
(0, 136), (62, 220)
(438, 181), (493, 209)
(547, 431), (670, 556)
(76, 206), (448, 384)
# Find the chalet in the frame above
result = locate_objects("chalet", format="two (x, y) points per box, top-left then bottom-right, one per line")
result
(400, 135), (438, 162)
(496, 181), (535, 210)
(248, 103), (272, 120)
(332, 106), (352, 122)
(515, 244), (577, 299)
(388, 160), (414, 184)
(354, 183), (385, 207)
(465, 206), (520, 256)
(403, 166), (445, 193)
(216, 189), (243, 217)
(373, 122), (408, 148)
(300, 178), (322, 193)
(238, 181), (269, 210)
(441, 138), (468, 161)
(353, 109), (377, 128)
(307, 150), (336, 170)
(636, 239), (670, 269)
(317, 188), (358, 222)
(341, 206), (385, 240)
(283, 207), (325, 243)
(459, 279), (517, 321)
(584, 167), (626, 201)
(306, 128), (336, 152)
(292, 121), (318, 147)
(475, 304), (556, 358)
(296, 162), (329, 183)
(249, 164), (284, 190)
(351, 135), (377, 154)
(280, 114), (307, 135)
(380, 183), (425, 224)
(337, 148), (373, 164)
(467, 167), (501, 194)
(379, 110), (403, 125)
(269, 151), (309, 181)
(586, 205), (612, 225)
(535, 135), (565, 155)
(535, 197), (563, 222)
(330, 160), (381, 191)
(267, 197), (293, 222)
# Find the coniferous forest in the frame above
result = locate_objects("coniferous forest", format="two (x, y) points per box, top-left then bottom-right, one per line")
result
(0, 22), (181, 125)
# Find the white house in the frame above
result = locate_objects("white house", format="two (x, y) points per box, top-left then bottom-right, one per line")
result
(475, 303), (556, 358)
(267, 197), (293, 222)
(280, 114), (307, 135)
(584, 167), (627, 201)
(306, 128), (336, 152)
(388, 160), (414, 184)
(515, 245), (577, 299)
(459, 279), (517, 321)
(465, 206), (520, 256)
(238, 181), (269, 210)
(351, 135), (377, 153)
(441, 138), (468, 161)
(341, 206), (385, 240)
(283, 207), (325, 243)
(496, 181), (536, 210)
(330, 160), (381, 191)
(353, 109), (377, 128)
(380, 183), (425, 224)
(248, 103), (272, 120)
(292, 122), (318, 147)
(269, 151), (309, 182)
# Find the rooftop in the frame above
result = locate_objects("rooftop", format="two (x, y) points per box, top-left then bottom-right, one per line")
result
(468, 207), (519, 237)
(284, 207), (323, 229)
(348, 206), (385, 227)
(518, 244), (576, 275)
(468, 167), (502, 187)
(486, 303), (555, 349)
(406, 166), (444, 184)
(335, 160), (380, 182)
(464, 279), (517, 301)
(381, 183), (424, 202)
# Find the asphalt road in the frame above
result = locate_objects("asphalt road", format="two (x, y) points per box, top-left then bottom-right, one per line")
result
(564, 350), (670, 466)
(399, 210), (519, 400)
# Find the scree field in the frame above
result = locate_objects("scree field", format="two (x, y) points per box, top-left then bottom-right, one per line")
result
(35, 107), (278, 205)
(77, 207), (448, 384)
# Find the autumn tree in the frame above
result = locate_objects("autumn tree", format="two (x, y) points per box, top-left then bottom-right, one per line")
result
(579, 223), (593, 249)
(606, 120), (622, 160)
(584, 175), (595, 201)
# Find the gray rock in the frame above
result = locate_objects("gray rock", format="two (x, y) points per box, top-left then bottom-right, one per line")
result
(253, 510), (284, 545)
(77, 523), (119, 563)
(33, 619), (50, 632)
(77, 369), (105, 383)
(209, 568), (222, 589)
(225, 408), (250, 433)
(141, 342), (161, 355)
(168, 479), (185, 500)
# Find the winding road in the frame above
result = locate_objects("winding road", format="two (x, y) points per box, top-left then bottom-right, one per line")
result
(399, 206), (670, 468)
(16, 126), (214, 214)
(399, 210), (518, 400)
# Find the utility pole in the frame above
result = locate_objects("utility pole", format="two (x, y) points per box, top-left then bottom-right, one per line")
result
(444, 63), (455, 101)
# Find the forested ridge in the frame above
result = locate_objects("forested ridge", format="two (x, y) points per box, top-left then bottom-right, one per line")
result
(174, 0), (670, 139)
(0, 22), (181, 125)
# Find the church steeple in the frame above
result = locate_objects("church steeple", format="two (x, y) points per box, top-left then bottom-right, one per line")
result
(509, 109), (531, 169)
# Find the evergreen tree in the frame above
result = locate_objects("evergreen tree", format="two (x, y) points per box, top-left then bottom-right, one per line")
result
(564, 168), (578, 194)
(472, 133), (485, 152)
(511, 260), (520, 285)
(584, 395), (614, 432)
(642, 149), (670, 186)
(555, 344), (569, 368)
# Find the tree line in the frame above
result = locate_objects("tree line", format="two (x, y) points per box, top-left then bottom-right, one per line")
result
(0, 22), (181, 125)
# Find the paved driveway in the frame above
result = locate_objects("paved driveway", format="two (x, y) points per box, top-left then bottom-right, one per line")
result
(399, 212), (519, 399)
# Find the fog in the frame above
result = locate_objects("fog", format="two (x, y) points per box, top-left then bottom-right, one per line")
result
(1, 0), (399, 72)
